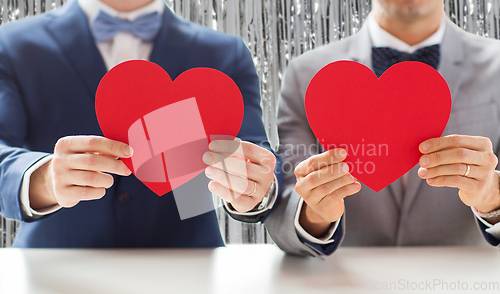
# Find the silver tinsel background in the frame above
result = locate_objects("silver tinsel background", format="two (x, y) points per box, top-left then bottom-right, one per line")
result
(1, 0), (500, 247)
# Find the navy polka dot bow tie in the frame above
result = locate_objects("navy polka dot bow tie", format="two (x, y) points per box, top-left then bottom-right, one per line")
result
(371, 44), (440, 77)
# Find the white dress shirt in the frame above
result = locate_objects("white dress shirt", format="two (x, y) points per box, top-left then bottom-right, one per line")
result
(78, 0), (165, 71)
(294, 12), (500, 244)
(367, 13), (446, 54)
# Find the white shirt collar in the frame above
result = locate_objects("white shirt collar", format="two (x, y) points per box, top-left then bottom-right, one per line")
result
(367, 12), (446, 53)
(77, 0), (165, 23)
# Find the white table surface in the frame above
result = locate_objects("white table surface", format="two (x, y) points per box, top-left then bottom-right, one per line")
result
(0, 245), (499, 294)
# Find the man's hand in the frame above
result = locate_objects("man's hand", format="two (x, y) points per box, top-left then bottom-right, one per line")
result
(30, 136), (133, 210)
(418, 135), (500, 224)
(203, 140), (276, 213)
(294, 149), (361, 238)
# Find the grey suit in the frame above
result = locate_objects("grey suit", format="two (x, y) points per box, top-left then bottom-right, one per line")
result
(265, 18), (500, 256)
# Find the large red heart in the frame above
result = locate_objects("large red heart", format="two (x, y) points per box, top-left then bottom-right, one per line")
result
(305, 61), (451, 192)
(95, 60), (244, 196)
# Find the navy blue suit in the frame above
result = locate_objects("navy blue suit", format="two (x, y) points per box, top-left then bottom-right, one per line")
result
(0, 0), (276, 248)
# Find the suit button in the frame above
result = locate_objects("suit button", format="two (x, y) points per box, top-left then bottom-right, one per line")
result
(117, 193), (131, 206)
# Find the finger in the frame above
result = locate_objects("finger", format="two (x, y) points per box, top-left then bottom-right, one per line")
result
(319, 181), (361, 206)
(418, 164), (482, 180)
(426, 174), (478, 191)
(92, 152), (120, 160)
(68, 154), (132, 176)
(57, 186), (107, 207)
(208, 180), (254, 204)
(318, 182), (361, 212)
(55, 136), (133, 158)
(205, 166), (252, 195)
(209, 140), (275, 166)
(210, 162), (273, 196)
(209, 180), (259, 212)
(203, 151), (256, 178)
(64, 170), (115, 189)
(306, 174), (357, 206)
(419, 148), (484, 169)
(69, 186), (107, 201)
(295, 149), (347, 177)
(420, 135), (492, 154)
(298, 162), (350, 193)
(230, 192), (262, 213)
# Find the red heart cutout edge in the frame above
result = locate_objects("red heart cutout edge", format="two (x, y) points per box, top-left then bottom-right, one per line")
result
(305, 60), (451, 192)
(95, 60), (244, 196)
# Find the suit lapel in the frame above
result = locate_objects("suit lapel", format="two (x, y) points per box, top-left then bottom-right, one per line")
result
(44, 0), (107, 100)
(149, 5), (197, 79)
(400, 19), (467, 217)
(44, 2), (200, 100)
(400, 164), (424, 214)
(347, 24), (373, 68)
(388, 178), (404, 208)
(438, 19), (466, 104)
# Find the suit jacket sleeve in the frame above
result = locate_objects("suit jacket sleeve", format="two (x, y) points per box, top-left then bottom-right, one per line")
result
(0, 38), (50, 221)
(263, 59), (345, 257)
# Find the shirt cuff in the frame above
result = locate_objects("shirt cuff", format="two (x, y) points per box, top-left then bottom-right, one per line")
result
(471, 207), (500, 239)
(223, 174), (278, 216)
(20, 154), (61, 219)
(294, 198), (339, 245)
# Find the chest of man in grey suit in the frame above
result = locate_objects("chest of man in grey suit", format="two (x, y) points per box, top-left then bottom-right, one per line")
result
(264, 0), (500, 257)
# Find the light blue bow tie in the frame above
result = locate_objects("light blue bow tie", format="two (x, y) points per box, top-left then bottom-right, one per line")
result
(91, 10), (162, 42)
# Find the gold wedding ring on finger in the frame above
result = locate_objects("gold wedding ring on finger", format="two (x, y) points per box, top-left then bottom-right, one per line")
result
(463, 164), (471, 178)
(247, 180), (257, 197)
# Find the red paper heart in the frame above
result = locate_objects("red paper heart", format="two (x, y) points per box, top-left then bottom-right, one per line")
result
(95, 60), (244, 196)
(305, 61), (451, 192)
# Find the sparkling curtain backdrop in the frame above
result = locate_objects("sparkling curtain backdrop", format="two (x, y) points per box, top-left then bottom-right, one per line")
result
(1, 0), (500, 246)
